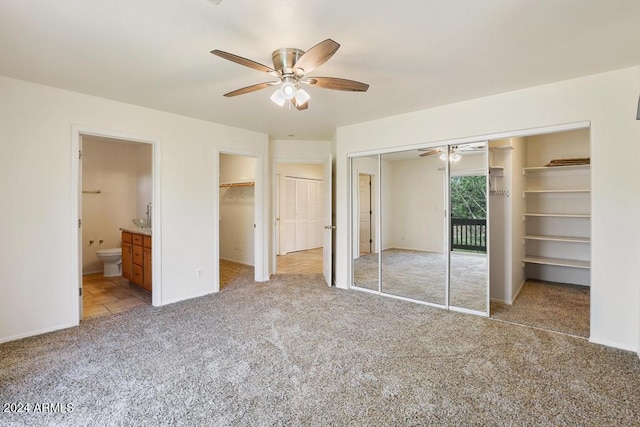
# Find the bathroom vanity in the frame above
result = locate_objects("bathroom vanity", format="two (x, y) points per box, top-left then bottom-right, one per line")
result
(121, 229), (152, 292)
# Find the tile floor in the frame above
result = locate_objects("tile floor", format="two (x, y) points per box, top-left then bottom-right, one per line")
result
(276, 247), (323, 274)
(82, 273), (151, 320)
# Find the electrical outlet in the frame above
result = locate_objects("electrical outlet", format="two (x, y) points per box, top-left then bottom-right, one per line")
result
(196, 269), (202, 279)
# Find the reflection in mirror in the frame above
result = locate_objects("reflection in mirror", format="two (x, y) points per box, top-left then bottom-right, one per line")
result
(352, 155), (379, 291)
(449, 142), (488, 313)
(380, 148), (447, 305)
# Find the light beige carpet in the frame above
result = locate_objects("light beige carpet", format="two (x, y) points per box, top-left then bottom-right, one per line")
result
(354, 249), (487, 311)
(491, 280), (590, 338)
(0, 272), (637, 425)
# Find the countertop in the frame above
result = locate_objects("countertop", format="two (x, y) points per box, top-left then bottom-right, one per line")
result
(120, 227), (152, 236)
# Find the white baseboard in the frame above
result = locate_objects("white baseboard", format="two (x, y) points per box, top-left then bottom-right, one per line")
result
(589, 336), (638, 353)
(219, 257), (254, 267)
(0, 322), (76, 344)
(82, 269), (102, 276)
(510, 279), (526, 304)
(161, 290), (217, 306)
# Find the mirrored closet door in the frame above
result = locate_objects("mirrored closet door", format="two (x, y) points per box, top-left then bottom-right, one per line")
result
(380, 149), (447, 305)
(448, 142), (489, 314)
(350, 142), (489, 317)
(351, 154), (380, 292)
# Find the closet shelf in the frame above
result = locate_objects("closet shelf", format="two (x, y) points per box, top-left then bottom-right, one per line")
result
(523, 234), (590, 243)
(523, 256), (590, 269)
(523, 189), (590, 194)
(219, 181), (255, 188)
(524, 213), (590, 218)
(523, 164), (591, 174)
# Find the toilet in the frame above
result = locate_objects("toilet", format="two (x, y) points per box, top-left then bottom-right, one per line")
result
(96, 248), (122, 277)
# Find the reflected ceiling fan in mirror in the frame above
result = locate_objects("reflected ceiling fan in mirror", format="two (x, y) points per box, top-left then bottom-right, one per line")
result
(211, 39), (369, 110)
(419, 144), (485, 162)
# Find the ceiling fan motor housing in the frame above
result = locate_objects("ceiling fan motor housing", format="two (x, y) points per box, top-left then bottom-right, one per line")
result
(272, 48), (305, 76)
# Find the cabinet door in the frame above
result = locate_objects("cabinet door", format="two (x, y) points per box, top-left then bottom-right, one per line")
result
(132, 264), (144, 286)
(132, 244), (143, 266)
(122, 242), (133, 280)
(143, 247), (152, 292)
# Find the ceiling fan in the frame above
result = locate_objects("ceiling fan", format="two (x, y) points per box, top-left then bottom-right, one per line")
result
(419, 144), (486, 162)
(211, 39), (369, 110)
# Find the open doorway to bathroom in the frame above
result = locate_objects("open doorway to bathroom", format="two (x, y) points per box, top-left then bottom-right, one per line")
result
(218, 153), (257, 290)
(79, 135), (153, 320)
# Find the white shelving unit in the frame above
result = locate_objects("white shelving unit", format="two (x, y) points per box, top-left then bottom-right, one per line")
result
(522, 162), (591, 286)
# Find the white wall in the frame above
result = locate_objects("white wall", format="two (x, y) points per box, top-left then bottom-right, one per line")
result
(271, 139), (330, 161)
(488, 141), (510, 303)
(0, 75), (268, 343)
(509, 137), (527, 302)
(136, 144), (153, 220)
(384, 156), (445, 252)
(276, 163), (323, 180)
(82, 138), (151, 274)
(336, 66), (640, 352)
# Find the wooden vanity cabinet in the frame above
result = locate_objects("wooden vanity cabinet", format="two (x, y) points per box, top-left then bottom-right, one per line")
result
(122, 231), (152, 293)
(143, 236), (152, 291)
(122, 232), (133, 281)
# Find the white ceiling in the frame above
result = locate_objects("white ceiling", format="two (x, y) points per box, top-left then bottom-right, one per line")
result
(1, 0), (639, 140)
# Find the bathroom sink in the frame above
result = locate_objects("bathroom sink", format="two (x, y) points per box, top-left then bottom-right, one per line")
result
(132, 218), (151, 228)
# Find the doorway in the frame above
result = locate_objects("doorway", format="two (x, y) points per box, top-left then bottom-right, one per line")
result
(273, 157), (333, 285)
(72, 126), (161, 323)
(275, 163), (325, 275)
(80, 136), (153, 319)
(218, 153), (257, 289)
(488, 127), (591, 337)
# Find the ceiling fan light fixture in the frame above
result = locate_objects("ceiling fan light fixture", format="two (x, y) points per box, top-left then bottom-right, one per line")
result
(270, 89), (286, 107)
(439, 151), (462, 163)
(295, 88), (311, 105)
(281, 81), (296, 100)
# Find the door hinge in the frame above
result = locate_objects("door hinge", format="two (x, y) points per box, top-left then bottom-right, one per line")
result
(78, 219), (82, 228)
(79, 150), (82, 160)
(370, 239), (373, 243)
(79, 288), (83, 296)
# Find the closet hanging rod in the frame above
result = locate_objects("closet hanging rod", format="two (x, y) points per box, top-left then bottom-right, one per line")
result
(82, 190), (102, 194)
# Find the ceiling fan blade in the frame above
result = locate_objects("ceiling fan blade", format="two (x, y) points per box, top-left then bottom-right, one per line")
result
(418, 148), (443, 157)
(295, 99), (309, 111)
(211, 50), (277, 75)
(223, 82), (275, 97)
(306, 77), (369, 92)
(293, 39), (340, 75)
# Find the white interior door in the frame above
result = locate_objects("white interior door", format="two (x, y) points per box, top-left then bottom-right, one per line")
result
(322, 154), (333, 286)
